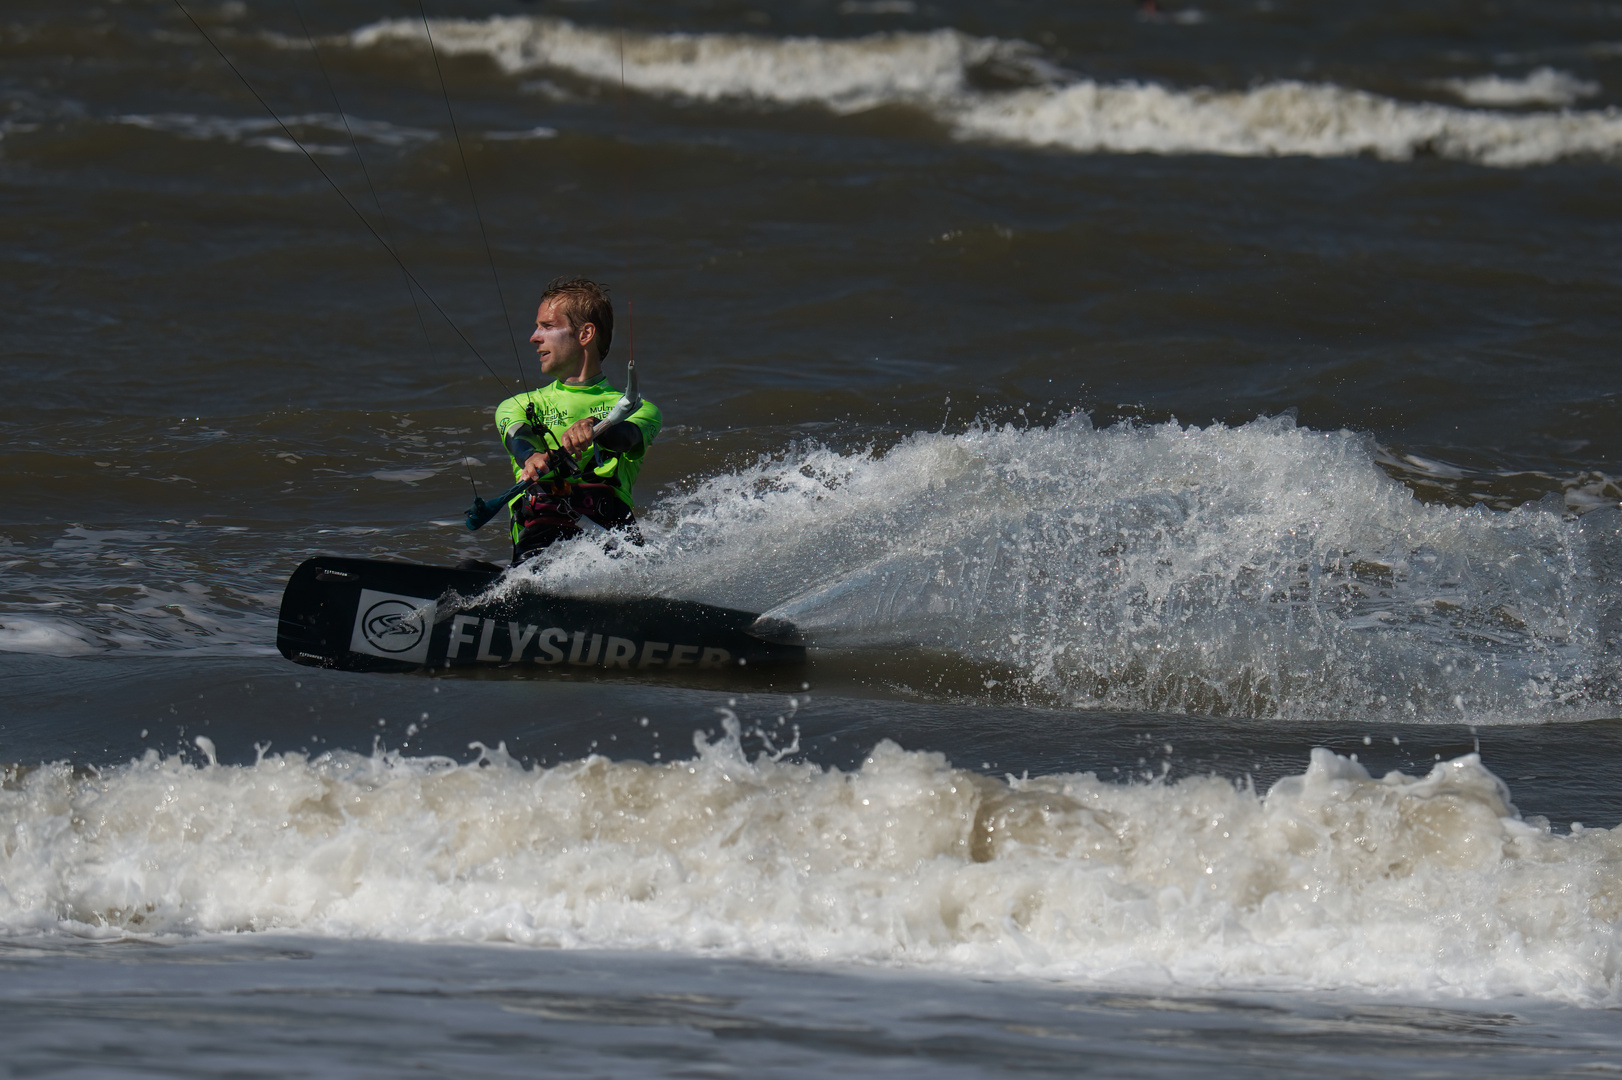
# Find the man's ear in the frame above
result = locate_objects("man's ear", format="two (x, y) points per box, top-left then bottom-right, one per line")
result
(578, 322), (596, 347)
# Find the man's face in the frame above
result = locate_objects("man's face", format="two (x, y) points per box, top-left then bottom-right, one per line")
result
(530, 299), (588, 379)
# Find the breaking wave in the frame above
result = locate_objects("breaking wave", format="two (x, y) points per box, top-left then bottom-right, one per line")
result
(350, 17), (1048, 114)
(349, 15), (1622, 167)
(950, 80), (1622, 167)
(1438, 67), (1601, 109)
(3, 732), (1617, 1004)
(515, 414), (1622, 723)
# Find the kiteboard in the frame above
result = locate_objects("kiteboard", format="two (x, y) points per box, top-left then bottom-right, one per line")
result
(276, 556), (806, 675)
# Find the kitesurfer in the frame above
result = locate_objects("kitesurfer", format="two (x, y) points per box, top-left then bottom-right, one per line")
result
(493, 277), (662, 564)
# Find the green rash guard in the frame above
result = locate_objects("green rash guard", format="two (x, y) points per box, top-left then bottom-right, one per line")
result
(493, 377), (662, 539)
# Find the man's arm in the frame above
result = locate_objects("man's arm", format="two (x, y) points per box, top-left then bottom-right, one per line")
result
(503, 421), (555, 483)
(595, 421), (643, 453)
(501, 393), (652, 483)
(495, 395), (551, 481)
(522, 417), (640, 480)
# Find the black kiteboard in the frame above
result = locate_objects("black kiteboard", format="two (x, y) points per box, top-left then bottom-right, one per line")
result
(276, 556), (805, 675)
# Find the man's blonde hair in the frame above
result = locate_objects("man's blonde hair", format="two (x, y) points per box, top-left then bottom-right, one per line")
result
(540, 276), (614, 358)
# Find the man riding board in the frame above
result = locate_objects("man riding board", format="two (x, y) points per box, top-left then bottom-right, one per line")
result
(493, 277), (661, 564)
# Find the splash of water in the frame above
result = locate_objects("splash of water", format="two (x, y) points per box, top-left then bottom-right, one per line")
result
(2, 730), (1617, 1004)
(509, 414), (1620, 722)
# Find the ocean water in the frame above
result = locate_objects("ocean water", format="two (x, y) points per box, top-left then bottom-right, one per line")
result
(3, 0), (1621, 1074)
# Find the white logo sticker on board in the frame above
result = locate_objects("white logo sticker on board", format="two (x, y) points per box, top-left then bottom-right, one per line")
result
(349, 589), (435, 664)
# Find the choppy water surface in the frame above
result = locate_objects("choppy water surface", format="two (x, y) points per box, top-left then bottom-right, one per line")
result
(3, 0), (1621, 1074)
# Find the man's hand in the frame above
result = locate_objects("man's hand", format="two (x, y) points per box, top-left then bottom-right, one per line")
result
(518, 418), (598, 482)
(559, 417), (597, 456)
(519, 451), (550, 483)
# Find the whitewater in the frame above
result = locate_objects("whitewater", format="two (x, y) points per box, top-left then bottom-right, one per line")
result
(344, 15), (1622, 167)
(7, 0), (1622, 1071)
(503, 415), (1622, 723)
(4, 718), (1618, 1006)
(5, 416), (1619, 723)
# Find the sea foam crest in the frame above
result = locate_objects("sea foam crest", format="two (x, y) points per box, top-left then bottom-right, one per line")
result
(1439, 67), (1601, 108)
(351, 16), (1033, 113)
(952, 80), (1622, 167)
(350, 15), (1622, 166)
(512, 415), (1621, 722)
(2, 736), (1617, 1004)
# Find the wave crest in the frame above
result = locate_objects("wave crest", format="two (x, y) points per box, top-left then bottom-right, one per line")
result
(349, 15), (1622, 167)
(3, 735), (1616, 1003)
(352, 16), (1046, 113)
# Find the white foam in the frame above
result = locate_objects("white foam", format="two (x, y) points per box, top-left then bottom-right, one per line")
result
(116, 112), (436, 155)
(348, 16), (1622, 166)
(483, 125), (559, 140)
(950, 79), (1622, 167)
(369, 468), (439, 483)
(0, 527), (279, 657)
(0, 616), (97, 657)
(351, 16), (1035, 115)
(2, 735), (1616, 1005)
(509, 415), (1620, 722)
(1440, 67), (1601, 108)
